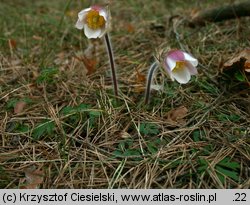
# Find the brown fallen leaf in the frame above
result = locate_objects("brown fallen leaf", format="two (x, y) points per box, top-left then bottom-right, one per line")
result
(223, 49), (250, 72)
(165, 106), (188, 126)
(8, 39), (17, 49)
(244, 62), (250, 72)
(82, 56), (97, 75)
(136, 69), (146, 83)
(75, 39), (101, 75)
(130, 66), (147, 93)
(223, 49), (250, 84)
(75, 55), (97, 75)
(14, 101), (27, 114)
(20, 166), (44, 189)
(126, 23), (135, 33)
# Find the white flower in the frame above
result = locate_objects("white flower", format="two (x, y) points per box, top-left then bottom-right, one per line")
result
(163, 50), (198, 84)
(75, 5), (109, 39)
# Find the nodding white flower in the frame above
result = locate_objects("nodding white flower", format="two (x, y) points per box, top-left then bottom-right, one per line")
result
(75, 5), (109, 39)
(163, 50), (198, 84)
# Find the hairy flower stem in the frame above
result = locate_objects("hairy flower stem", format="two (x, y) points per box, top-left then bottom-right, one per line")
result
(145, 62), (158, 105)
(104, 33), (118, 97)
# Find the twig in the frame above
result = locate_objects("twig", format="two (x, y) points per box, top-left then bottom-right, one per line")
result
(189, 1), (250, 27)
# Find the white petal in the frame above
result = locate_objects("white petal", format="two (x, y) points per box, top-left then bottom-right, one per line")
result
(78, 8), (91, 21)
(75, 19), (84, 29)
(172, 66), (191, 84)
(163, 62), (174, 81)
(169, 74), (175, 81)
(183, 52), (198, 67)
(166, 58), (176, 71)
(186, 62), (198, 75)
(84, 24), (102, 39)
(99, 28), (107, 38)
(99, 9), (108, 21)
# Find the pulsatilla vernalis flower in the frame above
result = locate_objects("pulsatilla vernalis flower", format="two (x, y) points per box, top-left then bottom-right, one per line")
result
(75, 5), (109, 39)
(163, 50), (198, 84)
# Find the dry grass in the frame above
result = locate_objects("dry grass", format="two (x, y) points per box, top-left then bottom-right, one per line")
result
(0, 0), (249, 188)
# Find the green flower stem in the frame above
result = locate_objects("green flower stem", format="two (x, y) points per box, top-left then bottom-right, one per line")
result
(145, 61), (158, 104)
(104, 33), (118, 97)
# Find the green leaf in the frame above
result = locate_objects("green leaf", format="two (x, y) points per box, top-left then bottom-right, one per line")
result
(17, 124), (29, 133)
(89, 110), (101, 117)
(234, 70), (246, 82)
(139, 122), (160, 136)
(218, 157), (240, 171)
(229, 115), (241, 122)
(147, 141), (158, 154)
(200, 144), (212, 155)
(216, 172), (225, 184)
(126, 139), (133, 147)
(32, 120), (55, 139)
(123, 149), (141, 157)
(198, 80), (219, 94)
(6, 97), (32, 110)
(77, 104), (91, 112)
(217, 114), (241, 122)
(113, 139), (142, 159)
(6, 98), (18, 109)
(113, 150), (123, 157)
(168, 159), (182, 168)
(22, 97), (32, 104)
(118, 141), (126, 151)
(88, 111), (101, 128)
(61, 106), (76, 115)
(193, 130), (201, 142)
(216, 166), (239, 182)
(36, 67), (59, 84)
(199, 158), (208, 165)
(197, 158), (209, 173)
(61, 104), (92, 116)
(197, 165), (208, 173)
(147, 144), (158, 154)
(117, 139), (133, 151)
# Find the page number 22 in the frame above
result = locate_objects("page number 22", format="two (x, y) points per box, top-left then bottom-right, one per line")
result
(234, 193), (247, 202)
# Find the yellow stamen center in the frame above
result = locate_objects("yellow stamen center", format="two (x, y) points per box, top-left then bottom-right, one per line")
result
(173, 61), (185, 72)
(86, 10), (105, 30)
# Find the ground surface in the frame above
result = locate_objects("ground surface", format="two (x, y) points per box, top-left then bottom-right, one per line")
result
(0, 0), (249, 188)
